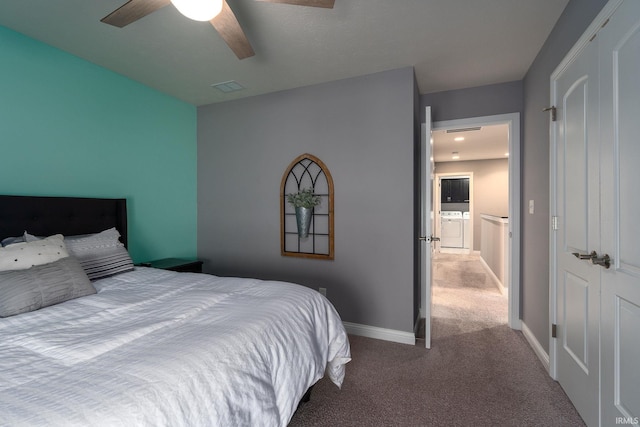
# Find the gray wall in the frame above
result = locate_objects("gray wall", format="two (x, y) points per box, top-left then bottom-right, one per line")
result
(420, 80), (523, 123)
(521, 0), (608, 352)
(198, 67), (417, 333)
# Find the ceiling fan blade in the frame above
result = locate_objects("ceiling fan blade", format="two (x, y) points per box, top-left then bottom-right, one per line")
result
(256, 0), (335, 8)
(210, 1), (255, 60)
(101, 0), (171, 28)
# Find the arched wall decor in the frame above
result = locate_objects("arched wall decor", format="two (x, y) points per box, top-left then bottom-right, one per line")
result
(280, 153), (334, 259)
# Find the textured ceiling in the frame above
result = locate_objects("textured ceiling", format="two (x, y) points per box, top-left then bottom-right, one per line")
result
(0, 0), (569, 106)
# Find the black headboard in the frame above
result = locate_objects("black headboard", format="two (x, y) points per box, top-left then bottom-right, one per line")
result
(0, 195), (128, 247)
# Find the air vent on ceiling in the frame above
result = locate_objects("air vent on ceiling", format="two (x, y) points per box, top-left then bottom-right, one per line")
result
(446, 127), (482, 133)
(211, 80), (245, 93)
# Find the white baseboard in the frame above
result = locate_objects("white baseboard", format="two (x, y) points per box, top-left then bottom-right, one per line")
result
(521, 321), (550, 373)
(478, 256), (506, 295)
(343, 321), (416, 346)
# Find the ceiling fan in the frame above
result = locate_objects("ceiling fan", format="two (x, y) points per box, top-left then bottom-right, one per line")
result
(101, 0), (335, 60)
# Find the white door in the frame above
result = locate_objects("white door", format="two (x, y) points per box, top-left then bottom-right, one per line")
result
(598, 1), (640, 423)
(553, 34), (601, 427)
(420, 106), (434, 349)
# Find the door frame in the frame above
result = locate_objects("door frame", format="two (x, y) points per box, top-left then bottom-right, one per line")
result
(548, 0), (624, 380)
(429, 113), (521, 329)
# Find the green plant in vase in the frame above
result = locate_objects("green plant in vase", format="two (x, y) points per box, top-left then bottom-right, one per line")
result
(287, 188), (321, 237)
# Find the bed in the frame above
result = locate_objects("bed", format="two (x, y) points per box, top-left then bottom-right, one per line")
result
(0, 195), (351, 426)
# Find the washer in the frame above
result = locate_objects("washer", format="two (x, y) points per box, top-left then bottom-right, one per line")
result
(440, 211), (463, 248)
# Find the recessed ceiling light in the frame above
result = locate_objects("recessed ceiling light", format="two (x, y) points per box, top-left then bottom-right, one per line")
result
(211, 80), (245, 93)
(454, 137), (465, 141)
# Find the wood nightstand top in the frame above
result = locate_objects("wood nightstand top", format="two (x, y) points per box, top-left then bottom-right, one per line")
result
(143, 258), (203, 273)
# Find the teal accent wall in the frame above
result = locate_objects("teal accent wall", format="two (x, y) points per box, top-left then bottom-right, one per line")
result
(0, 26), (197, 262)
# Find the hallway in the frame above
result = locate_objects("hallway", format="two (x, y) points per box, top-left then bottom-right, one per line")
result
(432, 252), (507, 337)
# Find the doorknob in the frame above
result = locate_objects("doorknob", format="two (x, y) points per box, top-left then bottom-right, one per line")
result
(572, 251), (611, 269)
(418, 236), (440, 242)
(591, 253), (611, 269)
(572, 251), (597, 260)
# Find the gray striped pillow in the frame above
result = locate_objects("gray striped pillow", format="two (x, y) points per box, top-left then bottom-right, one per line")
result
(0, 256), (96, 317)
(63, 228), (134, 280)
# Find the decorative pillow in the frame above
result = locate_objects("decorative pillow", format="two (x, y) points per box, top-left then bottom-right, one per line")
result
(0, 234), (68, 271)
(0, 256), (96, 318)
(62, 228), (134, 280)
(1, 235), (26, 247)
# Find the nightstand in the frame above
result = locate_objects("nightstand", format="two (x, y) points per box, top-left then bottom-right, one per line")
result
(141, 258), (203, 273)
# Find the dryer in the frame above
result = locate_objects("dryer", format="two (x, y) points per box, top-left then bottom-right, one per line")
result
(463, 211), (471, 249)
(441, 211), (463, 248)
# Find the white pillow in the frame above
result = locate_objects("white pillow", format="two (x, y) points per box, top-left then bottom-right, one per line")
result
(0, 234), (69, 271)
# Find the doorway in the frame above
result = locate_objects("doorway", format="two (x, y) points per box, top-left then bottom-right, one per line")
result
(436, 173), (473, 254)
(421, 113), (521, 330)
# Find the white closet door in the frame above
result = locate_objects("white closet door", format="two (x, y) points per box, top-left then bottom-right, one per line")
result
(599, 0), (640, 423)
(553, 33), (601, 427)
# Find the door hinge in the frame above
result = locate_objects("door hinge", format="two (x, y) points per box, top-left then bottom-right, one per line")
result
(543, 106), (557, 122)
(552, 216), (559, 230)
(552, 324), (557, 338)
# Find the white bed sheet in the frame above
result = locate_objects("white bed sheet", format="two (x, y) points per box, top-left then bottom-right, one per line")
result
(0, 267), (351, 426)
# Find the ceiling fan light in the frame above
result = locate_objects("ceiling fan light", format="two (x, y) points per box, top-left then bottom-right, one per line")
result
(171, 0), (223, 21)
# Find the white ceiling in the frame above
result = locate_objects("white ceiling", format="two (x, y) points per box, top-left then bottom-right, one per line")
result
(0, 0), (569, 106)
(433, 124), (509, 163)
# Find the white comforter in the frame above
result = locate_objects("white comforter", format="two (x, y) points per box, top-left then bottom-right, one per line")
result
(0, 268), (351, 427)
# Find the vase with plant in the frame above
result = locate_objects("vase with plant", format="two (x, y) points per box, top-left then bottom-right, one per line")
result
(287, 187), (321, 238)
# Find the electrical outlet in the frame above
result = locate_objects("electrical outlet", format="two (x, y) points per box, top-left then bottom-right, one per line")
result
(319, 287), (327, 297)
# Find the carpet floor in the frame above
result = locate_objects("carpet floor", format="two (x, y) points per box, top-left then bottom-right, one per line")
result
(289, 253), (586, 426)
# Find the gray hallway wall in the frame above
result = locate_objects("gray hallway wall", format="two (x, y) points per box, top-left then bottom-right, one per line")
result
(521, 0), (608, 352)
(420, 81), (523, 123)
(197, 67), (417, 333)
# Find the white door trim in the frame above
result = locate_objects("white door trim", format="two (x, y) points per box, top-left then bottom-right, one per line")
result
(548, 0), (625, 381)
(432, 113), (521, 329)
